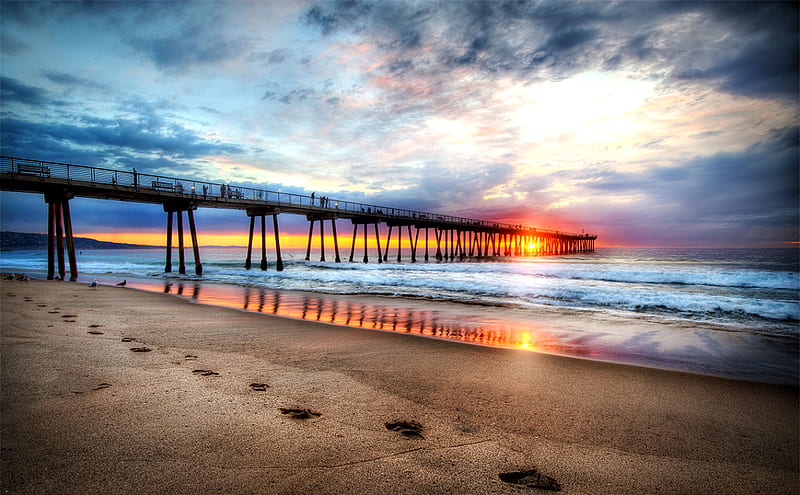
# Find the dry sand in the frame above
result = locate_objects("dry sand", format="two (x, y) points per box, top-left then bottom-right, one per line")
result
(1, 279), (797, 494)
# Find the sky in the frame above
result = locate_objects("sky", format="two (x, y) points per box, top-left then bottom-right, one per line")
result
(1, 0), (798, 248)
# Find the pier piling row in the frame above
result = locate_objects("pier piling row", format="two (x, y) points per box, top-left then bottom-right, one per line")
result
(1, 156), (596, 277)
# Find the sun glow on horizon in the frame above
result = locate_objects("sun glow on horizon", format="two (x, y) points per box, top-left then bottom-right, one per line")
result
(78, 231), (478, 250)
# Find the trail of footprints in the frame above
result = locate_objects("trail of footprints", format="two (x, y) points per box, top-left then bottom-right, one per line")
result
(11, 288), (559, 490)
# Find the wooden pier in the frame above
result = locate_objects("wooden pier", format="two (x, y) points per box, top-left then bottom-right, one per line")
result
(0, 156), (597, 280)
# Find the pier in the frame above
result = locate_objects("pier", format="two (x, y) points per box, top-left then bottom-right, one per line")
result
(0, 156), (596, 280)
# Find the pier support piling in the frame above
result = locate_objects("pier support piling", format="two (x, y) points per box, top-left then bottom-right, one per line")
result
(163, 202), (202, 275)
(54, 201), (65, 278)
(44, 191), (78, 281)
(176, 208), (185, 274)
(424, 228), (429, 262)
(305, 221), (314, 261)
(383, 225), (393, 262)
(188, 209), (202, 276)
(273, 214), (284, 271)
(349, 224), (358, 263)
(165, 211), (173, 272)
(396, 225), (402, 262)
(319, 219), (326, 262)
(62, 199), (78, 280)
(331, 219), (341, 263)
(261, 215), (267, 270)
(374, 223), (382, 264)
(245, 216), (255, 270)
(47, 201), (55, 280)
(245, 208), (281, 271)
(362, 223), (369, 263)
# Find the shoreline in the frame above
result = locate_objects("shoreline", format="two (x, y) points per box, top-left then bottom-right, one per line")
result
(18, 270), (799, 386)
(1, 279), (798, 493)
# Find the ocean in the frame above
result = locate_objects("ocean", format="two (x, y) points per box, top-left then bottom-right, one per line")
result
(2, 246), (797, 385)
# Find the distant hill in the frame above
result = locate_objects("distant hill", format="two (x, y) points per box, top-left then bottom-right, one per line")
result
(1, 231), (160, 250)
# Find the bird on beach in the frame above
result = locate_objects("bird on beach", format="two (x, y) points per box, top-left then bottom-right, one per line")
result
(4, 274), (15, 281)
(16, 274), (29, 281)
(88, 279), (98, 288)
(116, 279), (126, 287)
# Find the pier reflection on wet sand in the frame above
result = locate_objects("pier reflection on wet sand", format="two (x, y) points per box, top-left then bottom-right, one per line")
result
(161, 281), (562, 353)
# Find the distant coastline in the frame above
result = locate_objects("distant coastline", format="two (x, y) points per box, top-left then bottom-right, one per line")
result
(0, 231), (160, 250)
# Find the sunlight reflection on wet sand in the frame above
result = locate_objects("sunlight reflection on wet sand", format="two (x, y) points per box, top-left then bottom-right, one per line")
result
(105, 276), (798, 385)
(156, 279), (567, 353)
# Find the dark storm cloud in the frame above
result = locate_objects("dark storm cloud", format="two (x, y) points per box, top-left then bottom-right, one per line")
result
(0, 76), (60, 107)
(674, 2), (799, 98)
(42, 71), (105, 90)
(302, 0), (374, 35)
(574, 126), (799, 243)
(585, 126), (798, 210)
(129, 24), (250, 71)
(302, 0), (798, 100)
(0, 0), (55, 25)
(248, 48), (292, 65)
(279, 88), (316, 105)
(677, 40), (798, 98)
(0, 119), (194, 175)
(1, 116), (243, 167)
(0, 32), (27, 55)
(2, 1), (233, 73)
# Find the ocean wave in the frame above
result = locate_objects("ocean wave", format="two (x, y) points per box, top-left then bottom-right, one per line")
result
(201, 263), (800, 325)
(4, 248), (798, 334)
(296, 259), (799, 290)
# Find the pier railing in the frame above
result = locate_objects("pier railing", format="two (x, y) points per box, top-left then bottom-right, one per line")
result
(0, 156), (593, 238)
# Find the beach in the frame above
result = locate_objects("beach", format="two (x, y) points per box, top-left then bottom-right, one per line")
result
(1, 279), (797, 494)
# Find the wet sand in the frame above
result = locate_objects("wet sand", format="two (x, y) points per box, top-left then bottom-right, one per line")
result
(1, 279), (798, 494)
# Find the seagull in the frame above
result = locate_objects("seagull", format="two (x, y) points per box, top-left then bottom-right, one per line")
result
(3, 274), (14, 281)
(116, 279), (127, 287)
(88, 279), (98, 288)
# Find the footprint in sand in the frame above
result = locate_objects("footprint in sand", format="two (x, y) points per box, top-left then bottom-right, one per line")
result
(92, 383), (112, 391)
(61, 315), (78, 318)
(385, 420), (425, 439)
(249, 383), (269, 391)
(279, 408), (321, 419)
(48, 310), (60, 314)
(87, 331), (104, 335)
(499, 469), (561, 491)
(89, 324), (103, 328)
(184, 354), (198, 361)
(130, 347), (152, 353)
(121, 337), (135, 342)
(192, 369), (220, 376)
